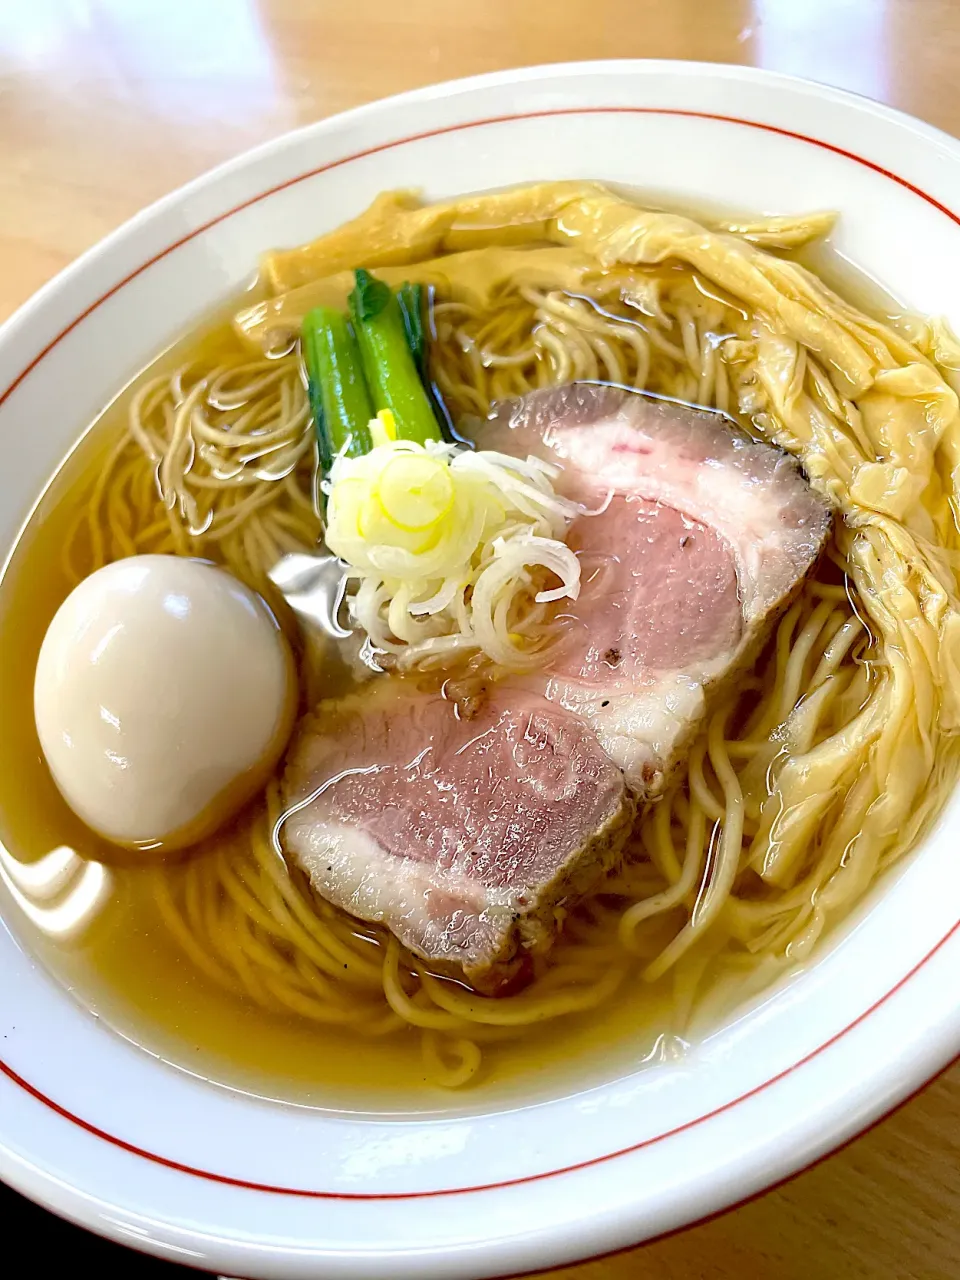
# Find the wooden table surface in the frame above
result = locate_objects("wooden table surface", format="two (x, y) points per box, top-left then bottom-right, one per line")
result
(4, 1), (960, 1276)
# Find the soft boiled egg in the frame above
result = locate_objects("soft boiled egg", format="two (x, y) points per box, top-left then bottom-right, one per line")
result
(34, 555), (296, 851)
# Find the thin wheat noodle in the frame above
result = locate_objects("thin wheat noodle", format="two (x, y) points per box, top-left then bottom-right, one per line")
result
(58, 186), (960, 1087)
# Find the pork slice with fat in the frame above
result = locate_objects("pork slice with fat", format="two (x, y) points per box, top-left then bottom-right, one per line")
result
(281, 681), (634, 992)
(465, 384), (834, 797)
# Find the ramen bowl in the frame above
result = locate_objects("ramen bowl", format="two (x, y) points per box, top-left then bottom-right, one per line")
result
(2, 60), (960, 1280)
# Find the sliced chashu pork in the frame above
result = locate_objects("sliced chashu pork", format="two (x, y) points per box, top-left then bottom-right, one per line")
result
(282, 682), (633, 992)
(283, 384), (831, 989)
(463, 384), (834, 797)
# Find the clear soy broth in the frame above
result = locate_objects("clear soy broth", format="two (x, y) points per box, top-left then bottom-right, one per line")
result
(0, 191), (925, 1113)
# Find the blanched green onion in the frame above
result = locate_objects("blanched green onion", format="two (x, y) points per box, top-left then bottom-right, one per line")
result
(349, 270), (441, 446)
(397, 282), (426, 369)
(302, 306), (373, 471)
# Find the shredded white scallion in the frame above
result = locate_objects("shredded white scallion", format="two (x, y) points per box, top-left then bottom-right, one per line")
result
(323, 436), (597, 670)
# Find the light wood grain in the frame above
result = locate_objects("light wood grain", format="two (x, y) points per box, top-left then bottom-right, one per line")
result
(3, 2), (960, 1276)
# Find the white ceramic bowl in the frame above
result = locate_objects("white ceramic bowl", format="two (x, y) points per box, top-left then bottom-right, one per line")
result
(3, 60), (960, 1280)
